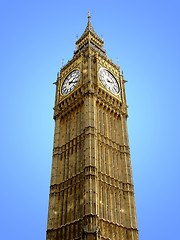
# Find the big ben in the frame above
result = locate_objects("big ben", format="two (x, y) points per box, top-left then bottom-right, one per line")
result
(46, 13), (139, 240)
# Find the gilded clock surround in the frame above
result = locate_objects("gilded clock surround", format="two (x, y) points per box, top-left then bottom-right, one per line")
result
(47, 13), (138, 240)
(98, 67), (120, 96)
(58, 63), (82, 102)
(60, 68), (81, 96)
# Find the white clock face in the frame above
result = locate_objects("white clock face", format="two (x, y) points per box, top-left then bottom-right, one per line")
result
(99, 68), (119, 95)
(61, 70), (80, 96)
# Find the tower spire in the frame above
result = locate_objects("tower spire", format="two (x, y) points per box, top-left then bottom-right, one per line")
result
(83, 11), (96, 35)
(88, 11), (91, 19)
(74, 13), (106, 57)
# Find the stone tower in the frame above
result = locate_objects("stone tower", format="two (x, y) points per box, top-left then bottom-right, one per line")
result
(46, 13), (139, 240)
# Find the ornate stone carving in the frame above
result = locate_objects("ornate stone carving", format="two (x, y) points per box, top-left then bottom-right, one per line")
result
(47, 14), (139, 240)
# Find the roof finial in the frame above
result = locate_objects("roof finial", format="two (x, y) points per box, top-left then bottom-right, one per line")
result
(116, 57), (120, 68)
(61, 59), (64, 67)
(88, 11), (91, 20)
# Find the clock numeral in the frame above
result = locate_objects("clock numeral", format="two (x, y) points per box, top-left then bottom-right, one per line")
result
(99, 68), (119, 95)
(61, 70), (80, 95)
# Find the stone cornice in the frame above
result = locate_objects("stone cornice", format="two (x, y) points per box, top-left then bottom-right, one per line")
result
(54, 85), (128, 120)
(99, 219), (138, 232)
(47, 217), (138, 233)
(52, 128), (130, 156)
(49, 171), (134, 196)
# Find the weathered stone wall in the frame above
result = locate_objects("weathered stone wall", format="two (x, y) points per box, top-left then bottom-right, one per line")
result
(47, 43), (138, 240)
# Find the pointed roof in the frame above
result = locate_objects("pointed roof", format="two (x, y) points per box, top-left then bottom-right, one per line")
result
(74, 12), (106, 58)
(76, 11), (103, 44)
(83, 11), (96, 35)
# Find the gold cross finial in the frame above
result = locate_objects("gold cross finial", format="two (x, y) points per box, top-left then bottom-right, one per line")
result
(88, 11), (91, 19)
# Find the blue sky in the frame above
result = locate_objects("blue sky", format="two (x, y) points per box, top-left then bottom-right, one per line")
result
(1, 0), (180, 239)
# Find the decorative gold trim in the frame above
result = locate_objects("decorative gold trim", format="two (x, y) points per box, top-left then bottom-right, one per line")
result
(98, 66), (121, 99)
(59, 67), (81, 102)
(97, 54), (120, 75)
(60, 54), (82, 74)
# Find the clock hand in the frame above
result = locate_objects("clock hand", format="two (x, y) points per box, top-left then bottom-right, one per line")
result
(68, 76), (77, 84)
(69, 80), (78, 84)
(107, 79), (113, 83)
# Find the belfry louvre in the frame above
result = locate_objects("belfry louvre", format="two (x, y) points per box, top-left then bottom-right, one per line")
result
(46, 13), (139, 240)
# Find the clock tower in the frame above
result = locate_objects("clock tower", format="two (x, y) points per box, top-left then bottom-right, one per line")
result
(46, 13), (139, 240)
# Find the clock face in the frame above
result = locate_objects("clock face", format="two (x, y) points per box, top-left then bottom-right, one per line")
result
(99, 68), (119, 95)
(61, 70), (80, 96)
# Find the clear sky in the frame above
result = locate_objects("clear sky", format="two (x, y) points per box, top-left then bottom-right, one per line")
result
(1, 0), (180, 239)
